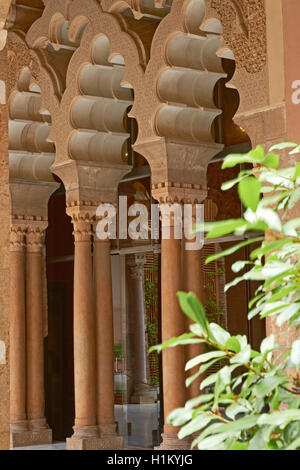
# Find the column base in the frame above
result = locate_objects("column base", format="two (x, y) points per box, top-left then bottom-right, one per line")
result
(10, 427), (52, 448)
(66, 435), (124, 450)
(130, 384), (156, 404)
(66, 424), (124, 450)
(155, 433), (191, 450)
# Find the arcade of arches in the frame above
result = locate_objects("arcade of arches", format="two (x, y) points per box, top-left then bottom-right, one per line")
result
(0, 0), (298, 450)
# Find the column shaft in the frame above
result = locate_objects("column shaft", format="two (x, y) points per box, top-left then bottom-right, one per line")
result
(127, 255), (154, 404)
(26, 227), (47, 428)
(72, 219), (97, 432)
(10, 227), (27, 428)
(184, 246), (205, 400)
(161, 231), (186, 440)
(94, 239), (115, 433)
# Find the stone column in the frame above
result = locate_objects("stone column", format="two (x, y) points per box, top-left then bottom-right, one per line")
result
(127, 254), (154, 404)
(26, 223), (52, 444)
(184, 198), (216, 400)
(93, 232), (123, 449)
(184, 241), (206, 401)
(66, 213), (99, 450)
(158, 208), (189, 450)
(9, 225), (28, 446)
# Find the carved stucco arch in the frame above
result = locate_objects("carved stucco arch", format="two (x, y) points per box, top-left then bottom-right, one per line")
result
(7, 31), (60, 185)
(7, 32), (60, 231)
(26, 0), (149, 204)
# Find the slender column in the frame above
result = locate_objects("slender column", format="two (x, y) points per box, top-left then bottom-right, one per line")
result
(184, 245), (206, 400)
(184, 201), (208, 400)
(158, 209), (189, 450)
(127, 254), (154, 404)
(93, 232), (123, 448)
(67, 214), (98, 447)
(9, 225), (27, 436)
(26, 224), (52, 440)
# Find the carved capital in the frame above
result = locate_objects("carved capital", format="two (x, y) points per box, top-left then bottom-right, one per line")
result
(9, 225), (26, 252)
(153, 182), (207, 206)
(26, 225), (46, 253)
(67, 201), (99, 243)
(72, 216), (93, 243)
(127, 254), (146, 280)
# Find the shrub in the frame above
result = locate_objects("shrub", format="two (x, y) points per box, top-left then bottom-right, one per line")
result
(151, 143), (300, 450)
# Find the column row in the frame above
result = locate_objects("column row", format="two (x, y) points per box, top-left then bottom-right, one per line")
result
(67, 210), (123, 450)
(10, 222), (52, 447)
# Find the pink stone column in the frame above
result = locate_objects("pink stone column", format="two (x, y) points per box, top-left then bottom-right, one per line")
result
(67, 214), (98, 449)
(93, 235), (123, 448)
(26, 224), (52, 442)
(184, 243), (206, 400)
(127, 254), (154, 404)
(71, 217), (97, 429)
(9, 225), (27, 437)
(158, 211), (189, 450)
(184, 202), (207, 400)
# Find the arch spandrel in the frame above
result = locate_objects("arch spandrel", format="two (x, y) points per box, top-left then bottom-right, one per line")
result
(203, 0), (270, 117)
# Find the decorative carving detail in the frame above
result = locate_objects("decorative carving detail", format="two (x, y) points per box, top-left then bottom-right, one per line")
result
(26, 225), (46, 253)
(72, 218), (92, 243)
(67, 204), (95, 242)
(9, 225), (26, 252)
(208, 0), (266, 74)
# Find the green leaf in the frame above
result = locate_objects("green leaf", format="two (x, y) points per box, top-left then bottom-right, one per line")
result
(205, 219), (247, 239)
(262, 152), (279, 169)
(225, 336), (241, 353)
(260, 334), (275, 354)
(185, 369), (202, 388)
(291, 339), (300, 366)
(249, 426), (269, 450)
(177, 292), (209, 336)
(185, 394), (214, 409)
(178, 414), (212, 439)
(149, 332), (197, 354)
(293, 162), (300, 181)
(185, 350), (227, 371)
(254, 377), (287, 398)
(167, 407), (193, 427)
(230, 344), (251, 364)
(285, 435), (300, 450)
(205, 237), (263, 265)
(225, 403), (249, 420)
(229, 442), (249, 450)
(258, 410), (300, 427)
(231, 260), (253, 273)
(238, 176), (261, 211)
(283, 217), (300, 236)
(196, 433), (231, 450)
(221, 175), (249, 191)
(269, 142), (297, 151)
(250, 238), (294, 260)
(209, 323), (230, 347)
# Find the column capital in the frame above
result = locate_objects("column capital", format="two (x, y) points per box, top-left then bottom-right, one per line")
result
(153, 184), (207, 206)
(26, 225), (46, 253)
(66, 203), (97, 243)
(10, 225), (26, 253)
(127, 254), (146, 280)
